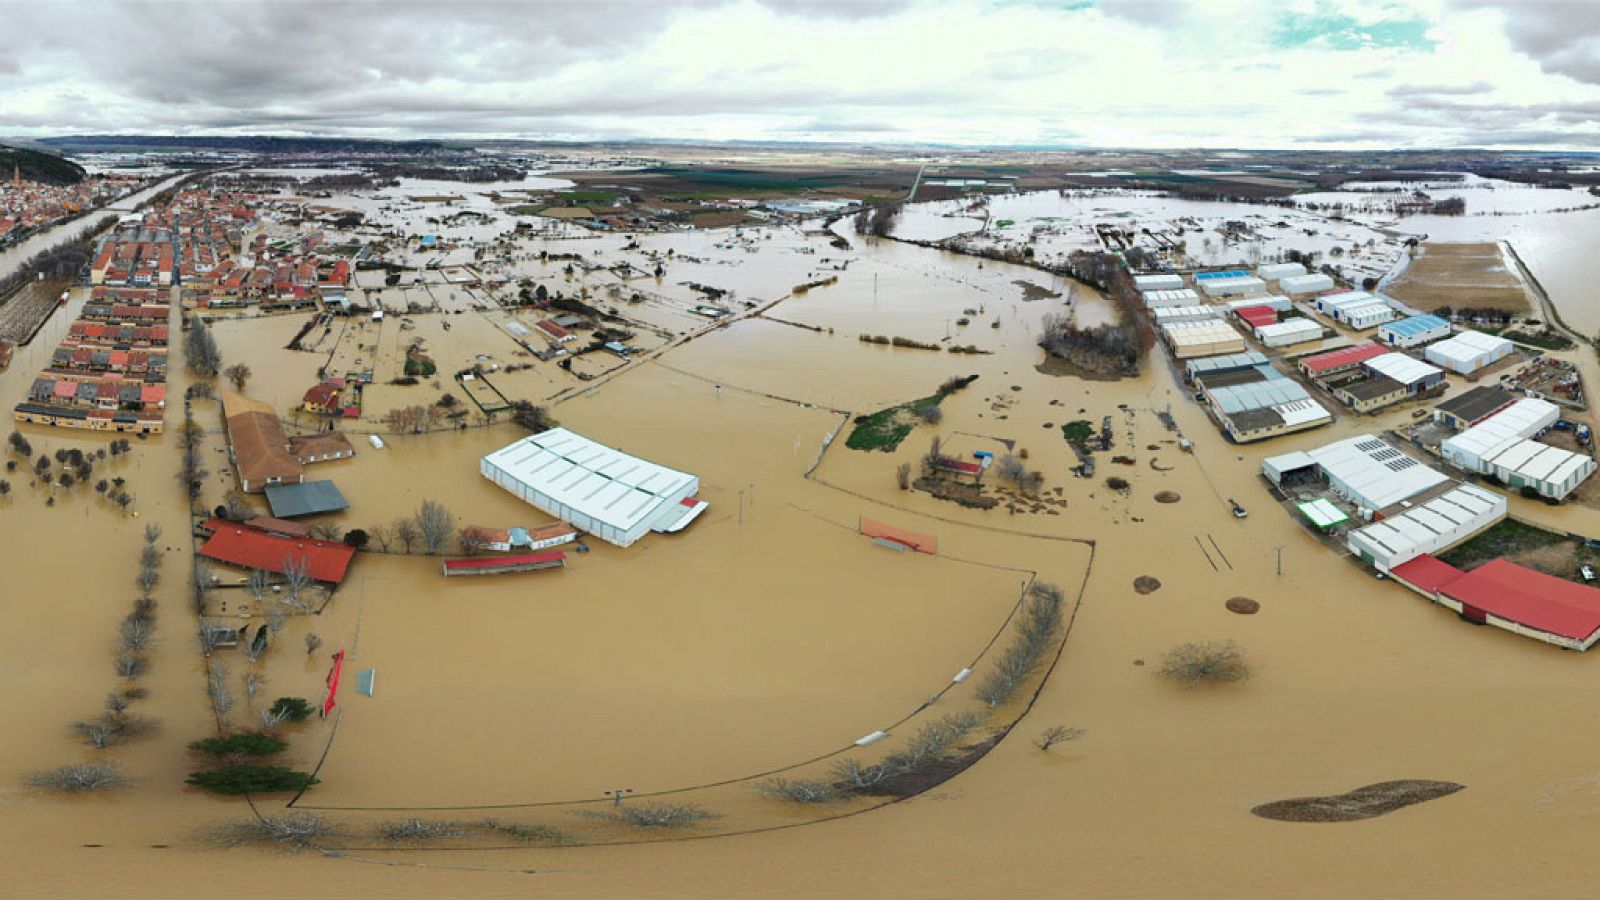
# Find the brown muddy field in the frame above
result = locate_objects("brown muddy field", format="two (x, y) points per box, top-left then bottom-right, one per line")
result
(10, 218), (1600, 899)
(1388, 242), (1531, 313)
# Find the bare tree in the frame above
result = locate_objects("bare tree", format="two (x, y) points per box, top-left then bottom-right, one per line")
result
(393, 517), (419, 554)
(26, 763), (129, 793)
(304, 632), (323, 656)
(224, 363), (253, 392)
(281, 555), (313, 611)
(308, 522), (341, 542)
(192, 558), (214, 615)
(457, 525), (493, 556)
(368, 522), (394, 553)
(207, 662), (235, 725)
(414, 500), (454, 556)
(1159, 641), (1251, 688)
(247, 567), (271, 605)
(895, 462), (912, 490)
(258, 707), (290, 732)
(113, 652), (148, 680)
(242, 671), (265, 705)
(118, 614), (155, 652)
(1035, 726), (1086, 752)
(996, 454), (1026, 486)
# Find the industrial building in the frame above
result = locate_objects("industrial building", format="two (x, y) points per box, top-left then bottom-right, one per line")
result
(1258, 262), (1308, 281)
(1225, 295), (1292, 313)
(1197, 274), (1267, 299)
(1197, 364), (1331, 443)
(1378, 314), (1451, 348)
(1141, 288), (1201, 308)
(1133, 273), (1183, 292)
(1441, 397), (1559, 471)
(1362, 352), (1446, 394)
(1278, 272), (1337, 294)
(1425, 330), (1515, 375)
(1345, 483), (1505, 572)
(1152, 304), (1223, 326)
(1297, 342), (1389, 379)
(1481, 440), (1596, 501)
(1185, 351), (1268, 382)
(1391, 556), (1600, 651)
(1315, 291), (1395, 329)
(1434, 386), (1516, 431)
(1161, 320), (1246, 358)
(480, 428), (708, 548)
(1333, 376), (1407, 412)
(1233, 305), (1279, 330)
(1254, 318), (1323, 348)
(1263, 434), (1449, 513)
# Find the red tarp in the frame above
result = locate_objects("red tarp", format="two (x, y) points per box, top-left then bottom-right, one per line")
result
(860, 518), (937, 554)
(322, 648), (345, 718)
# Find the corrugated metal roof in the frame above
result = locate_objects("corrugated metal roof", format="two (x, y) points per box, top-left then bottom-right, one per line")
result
(1364, 352), (1442, 386)
(1382, 314), (1450, 337)
(483, 428), (697, 535)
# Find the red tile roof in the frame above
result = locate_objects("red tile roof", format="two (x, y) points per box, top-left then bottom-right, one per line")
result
(198, 518), (355, 584)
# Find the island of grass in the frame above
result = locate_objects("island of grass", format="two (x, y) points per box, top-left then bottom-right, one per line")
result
(847, 394), (944, 452)
(846, 375), (977, 452)
(1438, 517), (1600, 583)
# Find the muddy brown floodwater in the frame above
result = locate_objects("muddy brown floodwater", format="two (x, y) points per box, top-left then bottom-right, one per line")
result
(10, 209), (1600, 899)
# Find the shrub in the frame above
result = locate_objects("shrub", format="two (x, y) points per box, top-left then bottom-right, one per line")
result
(755, 777), (843, 804)
(376, 818), (467, 842)
(188, 732), (288, 757)
(586, 802), (719, 830)
(1158, 641), (1251, 688)
(186, 765), (319, 795)
(26, 762), (130, 793)
(269, 696), (314, 723)
(478, 819), (568, 844)
(203, 813), (338, 851)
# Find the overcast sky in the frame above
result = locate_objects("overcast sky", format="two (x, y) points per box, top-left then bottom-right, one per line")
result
(2, 0), (1597, 149)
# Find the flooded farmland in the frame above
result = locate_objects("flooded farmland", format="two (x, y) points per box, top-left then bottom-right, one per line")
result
(12, 176), (1600, 899)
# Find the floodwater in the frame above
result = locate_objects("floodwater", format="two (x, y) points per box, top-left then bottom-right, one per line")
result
(14, 182), (1600, 898)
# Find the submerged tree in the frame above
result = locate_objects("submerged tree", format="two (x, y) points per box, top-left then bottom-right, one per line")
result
(184, 316), (222, 378)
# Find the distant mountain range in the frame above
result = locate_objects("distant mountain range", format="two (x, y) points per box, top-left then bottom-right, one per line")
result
(0, 145), (86, 185)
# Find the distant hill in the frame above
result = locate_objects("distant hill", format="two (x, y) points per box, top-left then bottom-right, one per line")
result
(0, 145), (87, 186)
(38, 135), (451, 155)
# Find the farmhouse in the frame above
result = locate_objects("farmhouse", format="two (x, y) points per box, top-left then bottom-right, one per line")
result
(481, 428), (709, 547)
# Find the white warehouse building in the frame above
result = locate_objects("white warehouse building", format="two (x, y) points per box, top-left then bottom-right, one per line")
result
(1483, 440), (1596, 501)
(1346, 483), (1506, 572)
(1142, 288), (1202, 309)
(1225, 295), (1293, 313)
(1152, 304), (1223, 326)
(481, 428), (709, 547)
(1425, 330), (1514, 375)
(1133, 273), (1184, 292)
(1255, 318), (1323, 348)
(1440, 397), (1559, 471)
(1198, 275), (1268, 298)
(1162, 320), (1246, 358)
(1279, 272), (1336, 295)
(1258, 262), (1308, 281)
(1264, 434), (1450, 513)
(1317, 291), (1395, 328)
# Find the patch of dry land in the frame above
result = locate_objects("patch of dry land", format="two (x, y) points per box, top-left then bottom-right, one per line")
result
(1388, 242), (1532, 313)
(12, 190), (1600, 900)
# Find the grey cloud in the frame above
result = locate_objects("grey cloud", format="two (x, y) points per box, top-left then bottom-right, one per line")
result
(1389, 81), (1493, 98)
(1455, 0), (1600, 84)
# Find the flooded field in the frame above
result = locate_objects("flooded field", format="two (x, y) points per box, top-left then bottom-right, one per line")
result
(16, 178), (1600, 898)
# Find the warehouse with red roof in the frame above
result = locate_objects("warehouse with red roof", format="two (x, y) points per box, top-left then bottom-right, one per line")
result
(1388, 555), (1600, 651)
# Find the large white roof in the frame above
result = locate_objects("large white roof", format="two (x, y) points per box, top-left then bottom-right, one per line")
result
(483, 428), (697, 534)
(1442, 398), (1560, 461)
(1427, 330), (1512, 364)
(1364, 352), (1442, 386)
(1256, 319), (1321, 339)
(1310, 434), (1449, 509)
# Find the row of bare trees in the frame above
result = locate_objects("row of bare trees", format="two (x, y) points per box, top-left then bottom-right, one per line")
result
(28, 524), (166, 792)
(361, 500), (455, 555)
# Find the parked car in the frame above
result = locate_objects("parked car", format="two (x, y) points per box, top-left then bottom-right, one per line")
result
(1581, 564), (1595, 583)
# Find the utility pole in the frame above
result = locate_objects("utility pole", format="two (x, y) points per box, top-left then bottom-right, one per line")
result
(1275, 544), (1285, 576)
(604, 788), (633, 808)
